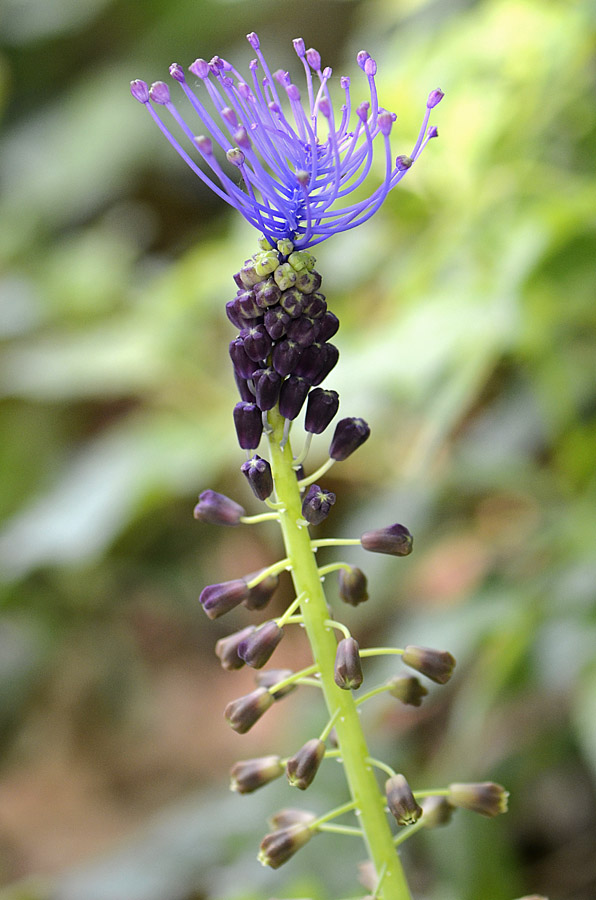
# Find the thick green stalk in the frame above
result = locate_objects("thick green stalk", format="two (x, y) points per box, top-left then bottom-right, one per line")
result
(266, 409), (411, 900)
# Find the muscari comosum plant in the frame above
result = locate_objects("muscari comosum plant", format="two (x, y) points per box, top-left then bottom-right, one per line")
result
(131, 32), (508, 900)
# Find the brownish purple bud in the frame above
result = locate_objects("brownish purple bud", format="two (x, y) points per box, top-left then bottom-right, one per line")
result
(269, 808), (317, 829)
(287, 315), (319, 347)
(241, 455), (273, 500)
(301, 484), (336, 525)
(316, 311), (340, 342)
(272, 338), (303, 377)
(215, 625), (256, 670)
(233, 401), (263, 449)
(334, 637), (363, 690)
(229, 336), (256, 378)
(360, 523), (413, 556)
(258, 822), (313, 869)
(235, 287), (261, 316)
(199, 579), (250, 619)
(447, 782), (509, 817)
(293, 341), (327, 382)
(301, 292), (327, 319)
(238, 621), (284, 668)
(224, 687), (274, 733)
(252, 366), (282, 411)
(279, 287), (304, 318)
(193, 489), (245, 525)
(329, 417), (370, 460)
(230, 755), (285, 793)
(255, 668), (296, 699)
(387, 674), (428, 706)
(338, 566), (369, 606)
(241, 324), (273, 362)
(243, 571), (279, 610)
(279, 375), (310, 419)
(310, 341), (339, 385)
(254, 277), (281, 308)
(305, 388), (339, 434)
(286, 738), (326, 790)
(234, 370), (255, 402)
(295, 269), (322, 294)
(385, 774), (423, 826)
(421, 795), (453, 828)
(402, 645), (456, 684)
(264, 305), (291, 340)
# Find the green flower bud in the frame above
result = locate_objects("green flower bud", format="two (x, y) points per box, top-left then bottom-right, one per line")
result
(387, 674), (428, 706)
(401, 645), (456, 684)
(447, 782), (509, 817)
(230, 755), (285, 793)
(268, 808), (317, 830)
(420, 795), (453, 828)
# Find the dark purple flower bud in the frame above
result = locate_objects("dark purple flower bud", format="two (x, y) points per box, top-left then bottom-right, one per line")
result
(295, 269), (322, 294)
(255, 668), (296, 699)
(301, 292), (327, 319)
(329, 417), (370, 460)
(229, 337), (257, 379)
(241, 324), (273, 362)
(421, 796), (453, 828)
(279, 287), (304, 318)
(293, 341), (327, 382)
(387, 674), (428, 706)
(287, 315), (319, 347)
(199, 579), (250, 619)
(294, 464), (305, 482)
(238, 621), (284, 668)
(385, 774), (423, 826)
(279, 375), (310, 420)
(252, 367), (281, 411)
(301, 484), (336, 525)
(272, 339), (303, 377)
(215, 625), (256, 670)
(264, 305), (292, 340)
(427, 88), (444, 108)
(230, 755), (285, 793)
(193, 489), (245, 525)
(268, 808), (317, 829)
(233, 271), (245, 289)
(226, 300), (244, 328)
(316, 311), (340, 342)
(235, 288), (262, 317)
(225, 687), (274, 733)
(234, 370), (255, 403)
(258, 822), (313, 869)
(286, 738), (325, 790)
(334, 637), (363, 690)
(338, 566), (368, 606)
(309, 342), (339, 385)
(254, 277), (282, 308)
(447, 782), (509, 817)
(402, 645), (456, 684)
(361, 523), (413, 556)
(243, 571), (279, 611)
(241, 455), (273, 500)
(233, 401), (263, 449)
(305, 388), (339, 434)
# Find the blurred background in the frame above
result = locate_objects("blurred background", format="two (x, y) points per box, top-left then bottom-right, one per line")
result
(1, 0), (595, 898)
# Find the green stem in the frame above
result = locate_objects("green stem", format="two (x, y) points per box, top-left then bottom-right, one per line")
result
(318, 824), (364, 837)
(267, 409), (412, 900)
(355, 684), (396, 707)
(393, 818), (426, 848)
(298, 456), (336, 488)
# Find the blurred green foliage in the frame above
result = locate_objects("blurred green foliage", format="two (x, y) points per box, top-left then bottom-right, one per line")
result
(1, 0), (595, 898)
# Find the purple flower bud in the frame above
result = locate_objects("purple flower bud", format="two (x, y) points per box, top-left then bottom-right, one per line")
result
(241, 455), (273, 500)
(385, 774), (423, 826)
(272, 339), (303, 377)
(294, 269), (322, 294)
(292, 341), (327, 382)
(306, 47), (321, 70)
(279, 375), (310, 420)
(447, 782), (509, 817)
(238, 621), (284, 668)
(252, 367), (282, 411)
(130, 79), (149, 103)
(226, 300), (244, 329)
(255, 668), (296, 699)
(305, 388), (339, 434)
(268, 808), (317, 829)
(357, 50), (370, 70)
(264, 306), (292, 340)
(293, 38), (306, 58)
(309, 342), (339, 385)
(287, 315), (319, 347)
(316, 311), (340, 342)
(233, 401), (263, 449)
(360, 522), (413, 556)
(329, 417), (370, 460)
(286, 738), (325, 790)
(227, 148), (245, 167)
(169, 63), (185, 83)
(234, 371), (255, 403)
(387, 674), (428, 706)
(193, 489), (245, 525)
(149, 81), (170, 104)
(215, 625), (256, 671)
(279, 287), (304, 318)
(300, 292), (327, 319)
(199, 579), (250, 619)
(254, 278), (281, 309)
(395, 154), (413, 171)
(241, 324), (273, 362)
(337, 566), (368, 606)
(427, 88), (444, 108)
(301, 484), (336, 525)
(402, 645), (456, 684)
(334, 637), (363, 690)
(246, 32), (260, 50)
(427, 125), (439, 139)
(229, 337), (256, 379)
(239, 264), (263, 288)
(258, 822), (313, 869)
(230, 755), (285, 793)
(189, 57), (210, 78)
(364, 57), (377, 76)
(225, 687), (273, 734)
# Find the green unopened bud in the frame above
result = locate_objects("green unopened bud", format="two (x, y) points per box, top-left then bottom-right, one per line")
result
(258, 235), (274, 251)
(224, 687), (274, 734)
(387, 674), (428, 707)
(258, 822), (313, 869)
(402, 645), (456, 684)
(254, 251), (279, 276)
(447, 782), (509, 817)
(288, 250), (314, 271)
(274, 262), (297, 290)
(385, 774), (423, 826)
(286, 738), (325, 790)
(268, 808), (317, 830)
(421, 795), (453, 828)
(230, 755), (285, 793)
(277, 238), (294, 257)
